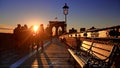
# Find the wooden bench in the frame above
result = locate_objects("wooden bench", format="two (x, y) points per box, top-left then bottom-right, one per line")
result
(68, 40), (117, 68)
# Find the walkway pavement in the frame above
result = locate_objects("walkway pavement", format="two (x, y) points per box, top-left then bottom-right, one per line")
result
(18, 38), (74, 68)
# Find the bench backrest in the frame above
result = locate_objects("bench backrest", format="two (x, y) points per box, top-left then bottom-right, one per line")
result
(80, 41), (93, 51)
(91, 43), (114, 61)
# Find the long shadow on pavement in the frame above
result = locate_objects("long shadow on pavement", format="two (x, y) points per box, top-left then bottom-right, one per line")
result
(18, 51), (43, 68)
(43, 52), (54, 68)
(36, 52), (43, 68)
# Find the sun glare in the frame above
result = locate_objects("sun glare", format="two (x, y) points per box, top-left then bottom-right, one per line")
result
(33, 25), (39, 32)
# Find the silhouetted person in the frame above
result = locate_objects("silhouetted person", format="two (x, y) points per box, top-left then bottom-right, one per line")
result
(29, 25), (35, 52)
(23, 24), (28, 29)
(13, 24), (22, 49)
(13, 24), (21, 41)
(14, 24), (32, 54)
(22, 24), (30, 53)
(37, 24), (45, 52)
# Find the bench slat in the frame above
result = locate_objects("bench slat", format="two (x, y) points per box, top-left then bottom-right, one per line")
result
(91, 43), (114, 60)
(81, 41), (92, 51)
(92, 46), (110, 52)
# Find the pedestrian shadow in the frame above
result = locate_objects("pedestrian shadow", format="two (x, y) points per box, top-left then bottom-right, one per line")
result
(43, 52), (53, 68)
(18, 51), (43, 68)
(36, 52), (43, 68)
(18, 54), (36, 68)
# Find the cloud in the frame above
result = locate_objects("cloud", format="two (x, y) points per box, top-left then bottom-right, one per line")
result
(0, 27), (13, 30)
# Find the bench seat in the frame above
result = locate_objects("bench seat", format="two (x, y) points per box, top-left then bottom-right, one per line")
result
(67, 40), (117, 68)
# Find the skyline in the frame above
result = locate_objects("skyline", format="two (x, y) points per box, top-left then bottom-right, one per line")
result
(0, 0), (120, 33)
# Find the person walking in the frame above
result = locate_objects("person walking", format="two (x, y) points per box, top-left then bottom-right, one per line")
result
(37, 24), (45, 53)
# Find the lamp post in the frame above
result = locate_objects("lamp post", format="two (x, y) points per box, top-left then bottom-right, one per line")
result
(63, 3), (69, 23)
(63, 3), (69, 33)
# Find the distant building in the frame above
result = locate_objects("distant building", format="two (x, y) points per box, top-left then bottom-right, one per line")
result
(80, 28), (86, 32)
(87, 26), (96, 31)
(69, 28), (77, 33)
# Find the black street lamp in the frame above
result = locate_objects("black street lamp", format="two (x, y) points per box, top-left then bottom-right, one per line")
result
(63, 3), (69, 24)
(63, 3), (69, 33)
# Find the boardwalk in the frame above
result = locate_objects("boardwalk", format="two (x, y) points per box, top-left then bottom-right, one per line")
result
(18, 38), (73, 68)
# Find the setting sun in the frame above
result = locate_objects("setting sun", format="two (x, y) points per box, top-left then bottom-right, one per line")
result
(33, 25), (39, 32)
